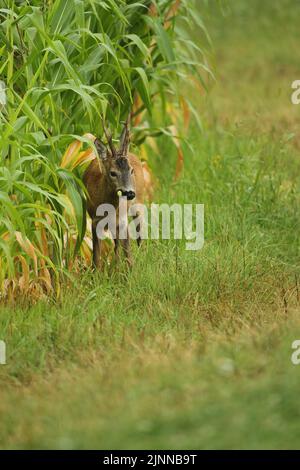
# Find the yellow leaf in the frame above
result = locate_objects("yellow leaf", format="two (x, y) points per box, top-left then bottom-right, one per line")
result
(39, 259), (53, 294)
(15, 232), (38, 276)
(61, 140), (82, 168)
(71, 148), (95, 169)
(16, 255), (30, 292)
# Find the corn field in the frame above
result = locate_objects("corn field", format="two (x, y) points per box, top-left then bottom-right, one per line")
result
(0, 0), (208, 300)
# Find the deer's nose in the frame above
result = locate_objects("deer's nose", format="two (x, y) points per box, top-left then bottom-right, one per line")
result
(121, 190), (135, 200)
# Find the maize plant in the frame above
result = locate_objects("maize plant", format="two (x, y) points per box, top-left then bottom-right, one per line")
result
(0, 0), (209, 300)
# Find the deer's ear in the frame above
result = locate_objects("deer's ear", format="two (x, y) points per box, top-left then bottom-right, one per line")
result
(94, 138), (107, 160)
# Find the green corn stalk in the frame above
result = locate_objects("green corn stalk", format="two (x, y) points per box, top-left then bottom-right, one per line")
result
(0, 0), (209, 296)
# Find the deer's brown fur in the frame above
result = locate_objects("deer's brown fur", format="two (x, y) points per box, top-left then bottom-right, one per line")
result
(83, 120), (144, 269)
(84, 153), (144, 219)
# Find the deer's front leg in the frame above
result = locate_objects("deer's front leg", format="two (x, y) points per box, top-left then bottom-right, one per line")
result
(133, 211), (143, 248)
(114, 236), (120, 263)
(92, 218), (102, 270)
(116, 220), (132, 268)
(120, 232), (133, 268)
(116, 204), (132, 267)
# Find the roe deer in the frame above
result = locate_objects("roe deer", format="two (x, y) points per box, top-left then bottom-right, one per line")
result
(83, 117), (144, 269)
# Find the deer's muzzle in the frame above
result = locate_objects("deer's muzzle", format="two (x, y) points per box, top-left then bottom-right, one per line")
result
(118, 189), (135, 200)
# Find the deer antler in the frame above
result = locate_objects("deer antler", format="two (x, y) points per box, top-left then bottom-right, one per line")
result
(119, 112), (131, 156)
(101, 117), (117, 159)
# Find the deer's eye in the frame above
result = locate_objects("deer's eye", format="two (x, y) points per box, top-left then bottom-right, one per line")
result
(110, 171), (117, 178)
(130, 169), (134, 175)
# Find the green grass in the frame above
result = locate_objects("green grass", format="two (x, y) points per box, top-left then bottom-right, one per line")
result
(0, 0), (300, 449)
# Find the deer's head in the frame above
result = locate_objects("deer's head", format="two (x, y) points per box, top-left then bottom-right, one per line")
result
(94, 116), (135, 200)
